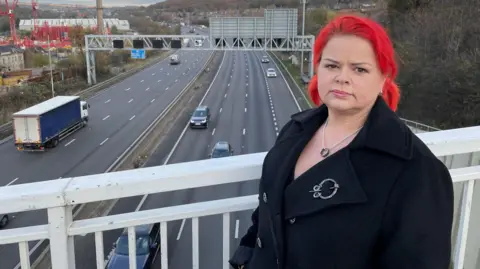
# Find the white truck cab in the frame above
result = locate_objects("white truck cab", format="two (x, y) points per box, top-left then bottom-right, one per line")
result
(80, 100), (90, 122)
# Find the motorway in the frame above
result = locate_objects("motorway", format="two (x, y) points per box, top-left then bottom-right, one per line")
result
(140, 50), (300, 268)
(0, 28), (212, 268)
(62, 48), (301, 268)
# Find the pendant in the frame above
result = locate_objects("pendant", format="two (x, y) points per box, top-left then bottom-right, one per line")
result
(320, 148), (330, 157)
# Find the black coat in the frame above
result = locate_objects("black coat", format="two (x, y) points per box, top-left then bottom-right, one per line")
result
(229, 97), (454, 269)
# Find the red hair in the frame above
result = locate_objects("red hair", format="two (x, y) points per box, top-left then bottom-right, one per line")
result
(307, 14), (400, 111)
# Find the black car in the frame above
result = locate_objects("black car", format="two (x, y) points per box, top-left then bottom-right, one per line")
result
(209, 141), (234, 158)
(189, 106), (210, 129)
(0, 214), (9, 228)
(106, 223), (160, 269)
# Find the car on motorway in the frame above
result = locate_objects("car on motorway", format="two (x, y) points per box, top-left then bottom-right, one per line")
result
(189, 106), (210, 129)
(170, 54), (180, 65)
(106, 223), (160, 269)
(209, 141), (234, 158)
(266, 68), (277, 77)
(261, 56), (270, 63)
(0, 214), (9, 228)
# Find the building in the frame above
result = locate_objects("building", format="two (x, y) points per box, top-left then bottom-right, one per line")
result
(0, 45), (25, 72)
(18, 18), (131, 31)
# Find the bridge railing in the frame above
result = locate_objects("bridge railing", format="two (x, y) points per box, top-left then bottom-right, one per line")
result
(0, 126), (479, 269)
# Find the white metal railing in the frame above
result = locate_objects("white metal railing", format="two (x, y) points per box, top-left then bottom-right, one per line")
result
(0, 126), (479, 269)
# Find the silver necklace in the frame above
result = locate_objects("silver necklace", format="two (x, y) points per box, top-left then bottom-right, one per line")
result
(320, 118), (363, 157)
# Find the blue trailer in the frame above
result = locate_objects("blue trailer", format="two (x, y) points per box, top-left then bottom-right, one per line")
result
(12, 96), (90, 151)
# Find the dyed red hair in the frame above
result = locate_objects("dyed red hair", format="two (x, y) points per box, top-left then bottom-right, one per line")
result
(307, 14), (400, 111)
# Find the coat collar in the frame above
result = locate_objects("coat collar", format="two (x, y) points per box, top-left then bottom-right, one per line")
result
(290, 96), (413, 160)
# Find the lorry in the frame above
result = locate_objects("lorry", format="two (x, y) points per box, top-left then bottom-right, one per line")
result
(12, 95), (90, 151)
(170, 54), (180, 65)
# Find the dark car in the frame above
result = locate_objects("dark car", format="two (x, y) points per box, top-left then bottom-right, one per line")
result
(0, 214), (9, 228)
(106, 223), (160, 269)
(209, 141), (234, 158)
(189, 106), (210, 129)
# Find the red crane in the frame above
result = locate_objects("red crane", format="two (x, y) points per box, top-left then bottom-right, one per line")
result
(0, 0), (20, 44)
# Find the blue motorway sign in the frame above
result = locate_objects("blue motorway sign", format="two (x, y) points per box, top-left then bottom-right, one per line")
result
(131, 49), (146, 59)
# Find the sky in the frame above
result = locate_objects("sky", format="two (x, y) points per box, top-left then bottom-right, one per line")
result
(42, 0), (163, 6)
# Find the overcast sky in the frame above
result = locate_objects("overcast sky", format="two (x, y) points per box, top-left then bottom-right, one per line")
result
(42, 0), (163, 6)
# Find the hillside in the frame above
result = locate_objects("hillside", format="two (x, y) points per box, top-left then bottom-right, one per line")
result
(151, 0), (374, 11)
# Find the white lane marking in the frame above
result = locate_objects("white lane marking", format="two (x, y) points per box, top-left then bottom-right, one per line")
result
(177, 219), (186, 240)
(243, 128), (246, 135)
(245, 93), (248, 97)
(6, 178), (19, 186)
(158, 79), (161, 82)
(152, 73), (155, 75)
(219, 108), (222, 113)
(151, 99), (155, 103)
(245, 108), (247, 113)
(165, 87), (169, 91)
(141, 80), (144, 82)
(227, 83), (230, 87)
(125, 88), (130, 91)
(105, 99), (111, 103)
(100, 138), (109, 146)
(145, 87), (150, 91)
(224, 94), (227, 98)
(129, 115), (136, 121)
(128, 99), (133, 103)
(235, 219), (240, 239)
(64, 139), (76, 147)
(102, 115), (110, 121)
(175, 79), (178, 82)
(212, 128), (215, 136)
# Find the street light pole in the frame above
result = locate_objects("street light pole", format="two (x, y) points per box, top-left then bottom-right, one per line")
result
(300, 0), (306, 76)
(47, 34), (55, 98)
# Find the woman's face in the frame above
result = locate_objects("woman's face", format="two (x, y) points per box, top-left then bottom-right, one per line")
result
(316, 34), (386, 114)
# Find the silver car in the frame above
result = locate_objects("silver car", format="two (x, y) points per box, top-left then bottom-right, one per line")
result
(266, 68), (277, 78)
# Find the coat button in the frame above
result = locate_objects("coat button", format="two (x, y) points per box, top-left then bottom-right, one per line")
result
(256, 237), (262, 248)
(289, 218), (296, 224)
(262, 192), (267, 203)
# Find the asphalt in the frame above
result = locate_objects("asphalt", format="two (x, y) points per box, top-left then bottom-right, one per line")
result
(140, 50), (300, 269)
(0, 28), (212, 269)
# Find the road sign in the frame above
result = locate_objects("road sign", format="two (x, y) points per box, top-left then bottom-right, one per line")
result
(131, 49), (146, 59)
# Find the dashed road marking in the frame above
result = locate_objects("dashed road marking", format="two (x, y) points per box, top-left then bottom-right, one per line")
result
(64, 139), (76, 147)
(128, 99), (133, 103)
(102, 115), (110, 121)
(7, 178), (19, 186)
(129, 115), (136, 121)
(105, 99), (111, 103)
(100, 138), (109, 146)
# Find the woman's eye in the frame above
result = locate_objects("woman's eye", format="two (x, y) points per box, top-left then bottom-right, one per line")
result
(324, 64), (337, 69)
(356, 67), (368, 73)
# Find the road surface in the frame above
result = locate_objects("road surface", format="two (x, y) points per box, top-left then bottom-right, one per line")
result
(0, 30), (212, 269)
(141, 50), (301, 269)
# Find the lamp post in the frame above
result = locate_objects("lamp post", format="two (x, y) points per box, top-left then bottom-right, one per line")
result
(300, 0), (307, 76)
(47, 34), (55, 98)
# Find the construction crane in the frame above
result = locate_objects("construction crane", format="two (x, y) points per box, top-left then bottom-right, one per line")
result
(0, 0), (20, 44)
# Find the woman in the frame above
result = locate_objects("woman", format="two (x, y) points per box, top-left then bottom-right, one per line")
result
(229, 14), (454, 269)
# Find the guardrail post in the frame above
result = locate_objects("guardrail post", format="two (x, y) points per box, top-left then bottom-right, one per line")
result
(48, 205), (76, 269)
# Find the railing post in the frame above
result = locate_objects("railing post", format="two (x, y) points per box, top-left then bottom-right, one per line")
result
(48, 205), (76, 269)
